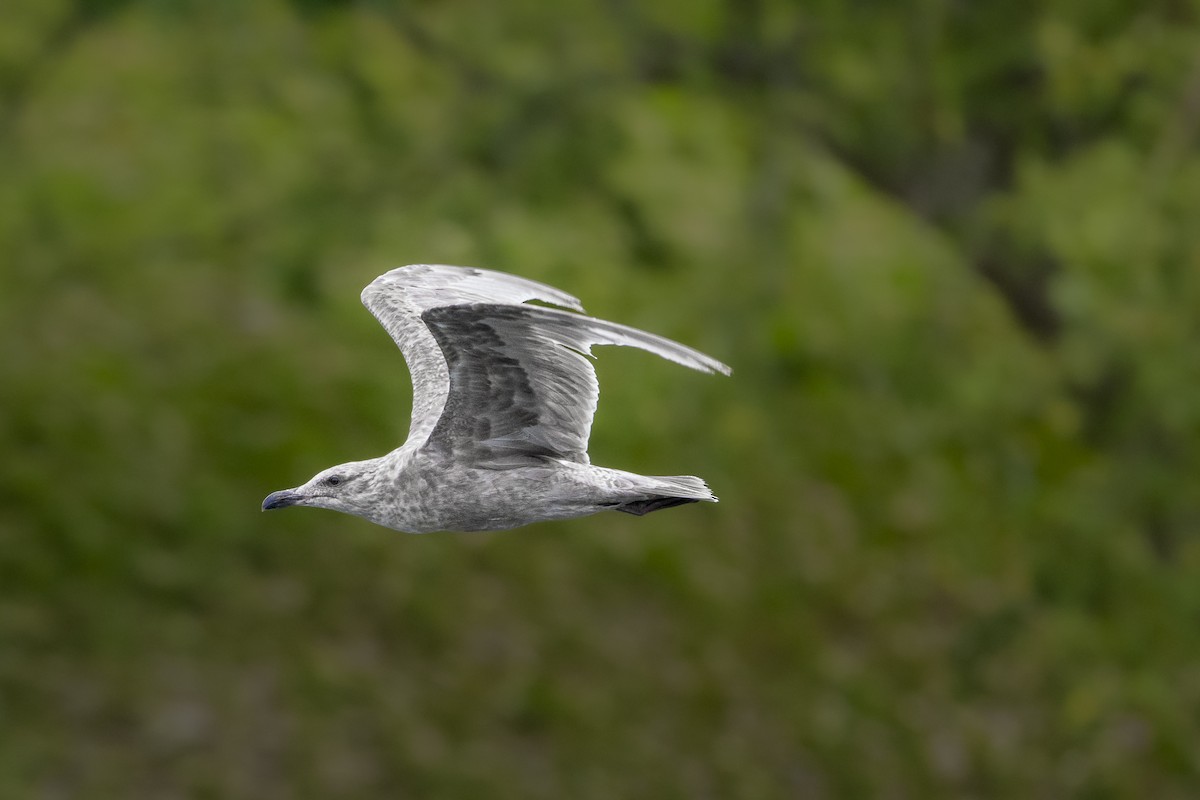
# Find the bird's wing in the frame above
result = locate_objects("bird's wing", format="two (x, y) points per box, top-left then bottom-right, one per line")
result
(361, 264), (730, 466)
(361, 264), (586, 452)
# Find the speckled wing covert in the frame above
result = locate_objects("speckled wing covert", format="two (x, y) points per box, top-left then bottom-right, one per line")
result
(361, 264), (731, 467)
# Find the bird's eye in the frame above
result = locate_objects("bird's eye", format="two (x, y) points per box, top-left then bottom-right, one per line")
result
(325, 475), (342, 486)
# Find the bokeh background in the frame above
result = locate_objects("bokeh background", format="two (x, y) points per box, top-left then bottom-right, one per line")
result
(3, 1), (1200, 797)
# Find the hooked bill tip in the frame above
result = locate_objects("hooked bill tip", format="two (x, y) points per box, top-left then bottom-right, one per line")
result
(262, 489), (300, 511)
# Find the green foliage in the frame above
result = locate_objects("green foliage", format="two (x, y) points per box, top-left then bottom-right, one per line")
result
(2, 0), (1199, 796)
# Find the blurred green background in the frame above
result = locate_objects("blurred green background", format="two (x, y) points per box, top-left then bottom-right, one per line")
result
(3, 0), (1200, 797)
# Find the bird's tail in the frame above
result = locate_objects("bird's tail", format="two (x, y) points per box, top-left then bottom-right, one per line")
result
(612, 474), (718, 516)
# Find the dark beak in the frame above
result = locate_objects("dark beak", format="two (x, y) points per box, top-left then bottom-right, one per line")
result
(262, 489), (301, 511)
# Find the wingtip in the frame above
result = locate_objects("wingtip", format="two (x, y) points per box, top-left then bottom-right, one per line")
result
(670, 351), (731, 377)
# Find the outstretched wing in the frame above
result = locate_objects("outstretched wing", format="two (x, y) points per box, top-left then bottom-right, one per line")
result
(361, 264), (585, 451)
(420, 303), (729, 466)
(361, 264), (731, 466)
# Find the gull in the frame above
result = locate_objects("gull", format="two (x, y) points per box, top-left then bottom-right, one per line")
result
(262, 264), (730, 532)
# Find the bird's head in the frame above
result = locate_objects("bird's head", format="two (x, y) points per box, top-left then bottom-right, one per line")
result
(261, 461), (379, 519)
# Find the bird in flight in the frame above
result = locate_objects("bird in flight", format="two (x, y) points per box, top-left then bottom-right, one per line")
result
(262, 264), (730, 532)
